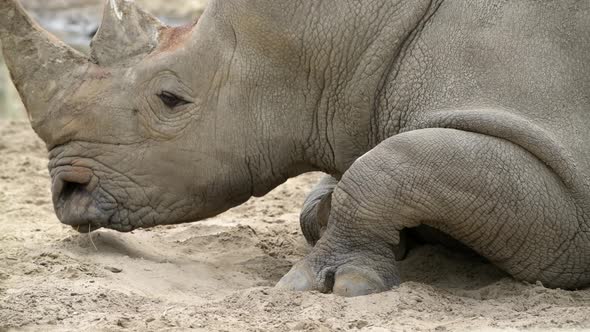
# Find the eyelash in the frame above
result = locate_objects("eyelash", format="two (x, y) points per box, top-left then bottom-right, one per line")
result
(157, 91), (189, 108)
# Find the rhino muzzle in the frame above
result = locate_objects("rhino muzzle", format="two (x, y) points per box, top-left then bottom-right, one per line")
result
(50, 164), (108, 232)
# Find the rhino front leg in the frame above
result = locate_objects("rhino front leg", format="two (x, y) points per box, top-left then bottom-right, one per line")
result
(300, 175), (410, 260)
(300, 175), (338, 246)
(279, 128), (590, 296)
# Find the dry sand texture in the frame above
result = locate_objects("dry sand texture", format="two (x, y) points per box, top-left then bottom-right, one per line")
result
(1, 121), (590, 331)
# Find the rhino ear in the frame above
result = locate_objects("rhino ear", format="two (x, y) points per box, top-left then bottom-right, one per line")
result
(91, 0), (166, 65)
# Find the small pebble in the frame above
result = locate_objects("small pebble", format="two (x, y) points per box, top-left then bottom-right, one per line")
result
(104, 266), (122, 273)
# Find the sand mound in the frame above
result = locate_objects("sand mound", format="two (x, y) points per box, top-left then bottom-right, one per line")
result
(1, 120), (590, 331)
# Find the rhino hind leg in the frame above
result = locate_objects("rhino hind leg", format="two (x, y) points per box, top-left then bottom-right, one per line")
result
(279, 127), (590, 296)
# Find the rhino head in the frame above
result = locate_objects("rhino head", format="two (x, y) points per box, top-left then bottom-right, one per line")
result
(0, 0), (323, 232)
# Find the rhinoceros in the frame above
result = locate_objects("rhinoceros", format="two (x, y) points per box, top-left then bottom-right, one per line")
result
(1, 0), (589, 296)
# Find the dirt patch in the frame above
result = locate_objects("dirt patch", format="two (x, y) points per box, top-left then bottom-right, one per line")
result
(1, 120), (590, 331)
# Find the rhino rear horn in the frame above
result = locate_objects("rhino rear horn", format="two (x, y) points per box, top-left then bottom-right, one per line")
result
(0, 0), (88, 128)
(91, 0), (166, 65)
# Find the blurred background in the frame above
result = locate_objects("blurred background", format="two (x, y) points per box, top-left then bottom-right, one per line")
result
(0, 0), (207, 120)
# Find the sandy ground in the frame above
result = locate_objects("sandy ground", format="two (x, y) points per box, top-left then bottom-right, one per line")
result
(0, 121), (590, 331)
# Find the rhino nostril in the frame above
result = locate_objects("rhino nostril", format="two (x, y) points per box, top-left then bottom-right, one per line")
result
(60, 181), (83, 202)
(51, 167), (95, 206)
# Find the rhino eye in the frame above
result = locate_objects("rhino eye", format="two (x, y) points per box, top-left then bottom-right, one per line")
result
(158, 91), (189, 108)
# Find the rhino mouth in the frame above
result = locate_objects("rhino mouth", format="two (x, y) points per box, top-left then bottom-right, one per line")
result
(49, 162), (116, 233)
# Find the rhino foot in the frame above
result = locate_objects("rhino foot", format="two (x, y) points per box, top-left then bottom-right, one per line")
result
(276, 246), (399, 297)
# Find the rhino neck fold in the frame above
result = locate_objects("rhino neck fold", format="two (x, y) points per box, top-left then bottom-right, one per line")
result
(214, 0), (435, 176)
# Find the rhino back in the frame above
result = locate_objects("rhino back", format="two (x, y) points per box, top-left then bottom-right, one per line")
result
(374, 0), (590, 193)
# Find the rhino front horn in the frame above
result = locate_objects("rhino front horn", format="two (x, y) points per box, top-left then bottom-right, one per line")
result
(91, 0), (166, 65)
(0, 0), (89, 128)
